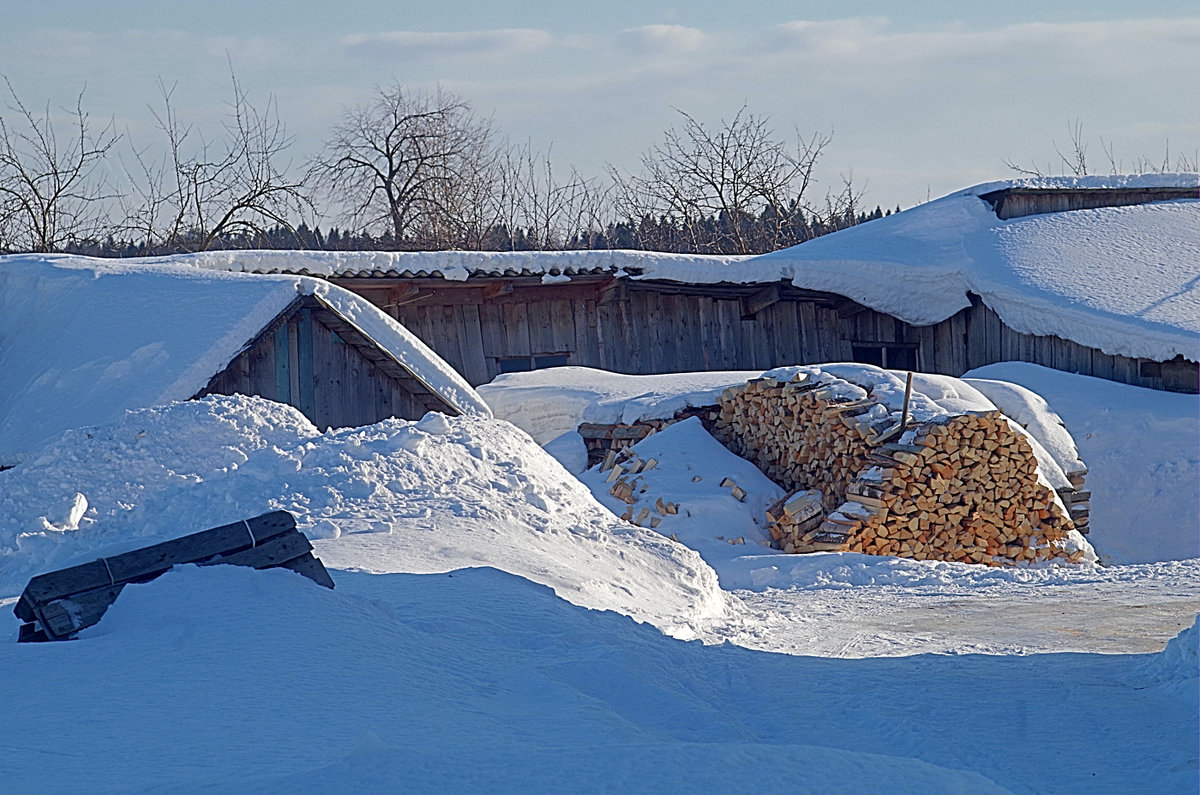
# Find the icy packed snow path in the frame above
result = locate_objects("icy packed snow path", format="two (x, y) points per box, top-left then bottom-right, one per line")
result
(718, 556), (1200, 657)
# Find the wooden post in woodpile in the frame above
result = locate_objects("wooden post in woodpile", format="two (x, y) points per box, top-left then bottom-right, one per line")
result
(714, 372), (1087, 567)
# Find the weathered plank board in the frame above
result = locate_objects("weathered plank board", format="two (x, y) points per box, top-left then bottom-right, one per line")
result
(16, 511), (334, 641)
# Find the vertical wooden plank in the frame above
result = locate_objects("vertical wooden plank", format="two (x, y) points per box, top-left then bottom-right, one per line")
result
(1112, 353), (1137, 386)
(695, 296), (716, 369)
(573, 299), (601, 367)
(478, 303), (504, 357)
(526, 299), (554, 356)
(875, 312), (896, 344)
(678, 295), (700, 371)
(501, 302), (532, 357)
(273, 324), (290, 404)
(623, 292), (646, 373)
(1091, 349), (1114, 381)
(287, 319), (301, 410)
(296, 310), (315, 420)
(964, 306), (986, 372)
(777, 302), (802, 367)
(549, 299), (575, 355)
(458, 304), (489, 385)
(440, 304), (467, 375)
(653, 292), (673, 372)
(310, 320), (333, 429)
(716, 299), (741, 368)
(916, 324), (937, 372)
(796, 302), (817, 362)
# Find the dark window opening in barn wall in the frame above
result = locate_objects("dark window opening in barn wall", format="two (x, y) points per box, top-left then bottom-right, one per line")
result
(851, 342), (918, 371)
(1139, 361), (1162, 379)
(497, 353), (570, 373)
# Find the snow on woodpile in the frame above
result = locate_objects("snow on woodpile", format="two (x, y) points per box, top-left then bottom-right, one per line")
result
(0, 255), (489, 466)
(479, 366), (760, 446)
(967, 362), (1200, 565)
(712, 365), (1095, 567)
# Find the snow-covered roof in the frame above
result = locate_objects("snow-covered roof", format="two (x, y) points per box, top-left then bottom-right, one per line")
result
(752, 174), (1199, 363)
(154, 248), (747, 281)
(113, 173), (1200, 363)
(0, 255), (490, 466)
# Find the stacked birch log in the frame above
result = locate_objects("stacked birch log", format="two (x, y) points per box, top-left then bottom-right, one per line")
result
(714, 373), (1090, 566)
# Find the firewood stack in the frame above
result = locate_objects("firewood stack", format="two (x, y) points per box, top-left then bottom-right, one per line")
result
(715, 373), (1091, 566)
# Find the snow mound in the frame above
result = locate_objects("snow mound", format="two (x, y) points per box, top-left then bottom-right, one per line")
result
(0, 395), (727, 638)
(967, 363), (1199, 564)
(1142, 616), (1199, 684)
(578, 418), (786, 590)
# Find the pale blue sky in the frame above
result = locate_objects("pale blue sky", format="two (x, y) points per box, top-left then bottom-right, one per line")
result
(3, 1), (1197, 212)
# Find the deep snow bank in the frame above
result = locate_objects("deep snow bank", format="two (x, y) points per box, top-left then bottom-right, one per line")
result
(0, 395), (727, 637)
(966, 363), (1199, 564)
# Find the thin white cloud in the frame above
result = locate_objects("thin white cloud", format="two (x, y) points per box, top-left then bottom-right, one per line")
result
(340, 29), (552, 60)
(768, 16), (1200, 73)
(619, 24), (709, 54)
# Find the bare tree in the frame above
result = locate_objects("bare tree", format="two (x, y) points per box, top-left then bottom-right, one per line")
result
(1006, 119), (1198, 178)
(120, 72), (310, 253)
(495, 141), (608, 250)
(311, 84), (499, 249)
(612, 107), (831, 254)
(0, 78), (120, 253)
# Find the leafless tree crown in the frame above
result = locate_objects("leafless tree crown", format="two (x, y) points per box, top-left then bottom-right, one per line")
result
(311, 84), (504, 248)
(120, 71), (310, 252)
(0, 78), (119, 253)
(612, 107), (837, 253)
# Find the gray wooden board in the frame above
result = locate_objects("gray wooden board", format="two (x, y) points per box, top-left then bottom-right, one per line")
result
(17, 512), (297, 617)
(279, 553), (337, 589)
(37, 586), (126, 640)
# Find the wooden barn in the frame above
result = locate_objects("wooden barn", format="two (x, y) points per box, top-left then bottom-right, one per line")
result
(137, 175), (1200, 394)
(0, 257), (488, 467)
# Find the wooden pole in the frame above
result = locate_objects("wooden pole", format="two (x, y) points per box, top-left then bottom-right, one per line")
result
(901, 371), (914, 431)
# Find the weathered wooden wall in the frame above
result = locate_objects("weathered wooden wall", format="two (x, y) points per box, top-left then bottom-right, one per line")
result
(200, 305), (445, 429)
(343, 277), (1198, 393)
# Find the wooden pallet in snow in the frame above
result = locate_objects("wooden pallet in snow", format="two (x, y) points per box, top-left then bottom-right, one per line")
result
(14, 510), (334, 642)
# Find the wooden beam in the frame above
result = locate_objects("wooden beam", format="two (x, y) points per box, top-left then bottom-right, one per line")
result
(484, 281), (514, 300)
(389, 284), (425, 307)
(834, 299), (870, 319)
(741, 283), (782, 318)
(598, 278), (627, 306)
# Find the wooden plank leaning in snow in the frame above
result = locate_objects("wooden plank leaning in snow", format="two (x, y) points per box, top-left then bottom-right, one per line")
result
(14, 510), (333, 642)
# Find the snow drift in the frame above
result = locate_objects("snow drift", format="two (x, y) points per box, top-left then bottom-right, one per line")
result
(0, 395), (727, 638)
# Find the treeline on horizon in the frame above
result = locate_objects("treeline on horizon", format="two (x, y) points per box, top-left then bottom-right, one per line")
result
(0, 75), (898, 257)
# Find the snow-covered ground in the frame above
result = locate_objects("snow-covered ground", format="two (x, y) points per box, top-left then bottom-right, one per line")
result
(0, 361), (1196, 790)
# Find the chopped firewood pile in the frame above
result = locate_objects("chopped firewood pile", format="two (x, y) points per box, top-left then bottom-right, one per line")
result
(712, 369), (1092, 566)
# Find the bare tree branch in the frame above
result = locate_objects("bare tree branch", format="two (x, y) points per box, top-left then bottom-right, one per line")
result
(0, 77), (120, 252)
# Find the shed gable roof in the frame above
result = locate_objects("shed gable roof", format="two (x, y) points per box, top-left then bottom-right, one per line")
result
(0, 256), (489, 465)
